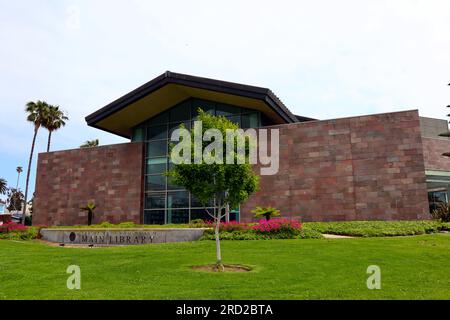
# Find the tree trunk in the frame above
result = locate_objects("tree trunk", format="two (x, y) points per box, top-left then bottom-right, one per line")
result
(47, 131), (52, 152)
(214, 217), (224, 271)
(15, 172), (20, 190)
(22, 126), (38, 225)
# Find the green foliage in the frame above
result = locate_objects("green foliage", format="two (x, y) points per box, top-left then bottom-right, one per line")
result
(6, 188), (24, 212)
(42, 105), (68, 152)
(303, 220), (445, 237)
(431, 203), (450, 222)
(25, 215), (32, 226)
(441, 222), (450, 231)
(167, 109), (259, 212)
(25, 100), (51, 129)
(0, 178), (7, 195)
(0, 227), (40, 240)
(297, 228), (324, 239)
(251, 206), (281, 221)
(201, 229), (323, 240)
(80, 139), (99, 148)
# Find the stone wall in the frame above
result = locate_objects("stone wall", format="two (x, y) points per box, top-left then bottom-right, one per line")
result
(33, 142), (144, 226)
(422, 137), (450, 171)
(240, 110), (430, 222)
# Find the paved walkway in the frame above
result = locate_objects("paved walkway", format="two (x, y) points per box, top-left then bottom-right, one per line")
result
(322, 234), (354, 239)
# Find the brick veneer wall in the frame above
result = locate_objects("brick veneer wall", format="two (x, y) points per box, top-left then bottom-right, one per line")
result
(33, 142), (144, 226)
(241, 110), (430, 222)
(422, 137), (450, 171)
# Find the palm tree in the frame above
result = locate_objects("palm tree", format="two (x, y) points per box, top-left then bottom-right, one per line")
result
(15, 166), (23, 190)
(22, 100), (50, 224)
(0, 178), (7, 195)
(80, 139), (99, 148)
(43, 105), (68, 152)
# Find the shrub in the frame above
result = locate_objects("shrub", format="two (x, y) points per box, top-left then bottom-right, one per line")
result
(201, 231), (261, 241)
(0, 227), (40, 240)
(441, 222), (450, 231)
(252, 218), (302, 236)
(25, 215), (32, 226)
(117, 222), (139, 228)
(189, 219), (214, 228)
(0, 214), (11, 224)
(297, 228), (324, 239)
(0, 222), (41, 240)
(431, 203), (450, 222)
(0, 222), (27, 233)
(220, 221), (249, 232)
(303, 220), (444, 237)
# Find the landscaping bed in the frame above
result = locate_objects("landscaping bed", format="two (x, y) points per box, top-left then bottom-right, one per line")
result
(2, 219), (449, 241)
(303, 220), (450, 237)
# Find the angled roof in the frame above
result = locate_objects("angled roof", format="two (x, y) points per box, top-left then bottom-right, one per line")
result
(86, 71), (301, 138)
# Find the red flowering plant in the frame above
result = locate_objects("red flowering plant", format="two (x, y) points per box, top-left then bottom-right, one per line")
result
(220, 221), (250, 232)
(0, 222), (28, 233)
(252, 218), (302, 237)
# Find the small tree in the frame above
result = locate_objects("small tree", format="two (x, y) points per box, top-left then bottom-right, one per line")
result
(6, 188), (24, 212)
(251, 206), (281, 221)
(168, 110), (259, 271)
(80, 202), (96, 225)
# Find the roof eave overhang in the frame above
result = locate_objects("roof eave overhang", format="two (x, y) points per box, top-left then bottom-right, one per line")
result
(86, 71), (298, 137)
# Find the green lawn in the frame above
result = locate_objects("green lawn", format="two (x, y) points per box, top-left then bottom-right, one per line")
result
(0, 234), (449, 300)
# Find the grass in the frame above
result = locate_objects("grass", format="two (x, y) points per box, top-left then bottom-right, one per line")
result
(0, 234), (449, 299)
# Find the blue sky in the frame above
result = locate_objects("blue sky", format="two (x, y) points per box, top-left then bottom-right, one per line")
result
(1, 0), (450, 200)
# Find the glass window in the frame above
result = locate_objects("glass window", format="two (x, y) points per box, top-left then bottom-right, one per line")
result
(167, 191), (189, 209)
(227, 115), (241, 126)
(145, 175), (166, 191)
(146, 157), (167, 174)
(132, 127), (144, 142)
(167, 175), (183, 190)
(167, 158), (174, 171)
(147, 125), (167, 140)
(216, 103), (240, 116)
(191, 195), (214, 208)
(170, 100), (191, 122)
(190, 208), (214, 222)
(241, 113), (259, 128)
(167, 209), (189, 224)
(169, 122), (190, 139)
(144, 210), (165, 224)
(147, 140), (167, 157)
(141, 98), (261, 224)
(147, 112), (169, 125)
(192, 99), (215, 118)
(145, 193), (166, 209)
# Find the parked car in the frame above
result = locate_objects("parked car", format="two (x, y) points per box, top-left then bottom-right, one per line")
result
(11, 212), (23, 223)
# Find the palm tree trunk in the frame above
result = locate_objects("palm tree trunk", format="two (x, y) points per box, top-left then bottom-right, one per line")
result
(16, 172), (20, 190)
(47, 131), (52, 152)
(22, 126), (38, 224)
